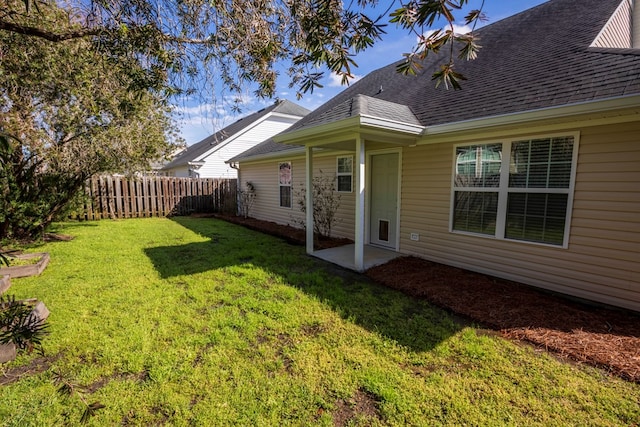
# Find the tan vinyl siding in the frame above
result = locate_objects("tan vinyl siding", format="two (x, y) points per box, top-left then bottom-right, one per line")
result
(239, 155), (355, 240)
(590, 0), (632, 48)
(400, 121), (640, 311)
(239, 159), (303, 228)
(304, 155), (355, 240)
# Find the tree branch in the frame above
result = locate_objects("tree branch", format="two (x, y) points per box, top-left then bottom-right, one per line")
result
(0, 17), (215, 45)
(0, 19), (103, 41)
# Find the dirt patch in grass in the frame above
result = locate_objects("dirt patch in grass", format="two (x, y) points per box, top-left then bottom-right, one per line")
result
(86, 370), (152, 393)
(214, 214), (640, 383)
(332, 388), (381, 427)
(0, 354), (61, 386)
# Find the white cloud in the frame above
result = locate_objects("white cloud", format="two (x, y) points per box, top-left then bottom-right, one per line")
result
(327, 72), (362, 88)
(420, 23), (474, 41)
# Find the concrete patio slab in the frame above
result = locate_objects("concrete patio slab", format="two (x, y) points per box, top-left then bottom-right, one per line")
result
(312, 244), (401, 271)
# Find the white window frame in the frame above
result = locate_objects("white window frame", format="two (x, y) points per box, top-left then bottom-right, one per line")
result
(450, 132), (579, 248)
(336, 155), (353, 193)
(278, 161), (292, 209)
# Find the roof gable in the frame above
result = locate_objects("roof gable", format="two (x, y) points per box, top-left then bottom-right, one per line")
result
(591, 0), (633, 48)
(162, 99), (310, 170)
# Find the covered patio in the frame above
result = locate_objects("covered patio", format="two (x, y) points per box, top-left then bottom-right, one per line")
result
(273, 95), (424, 272)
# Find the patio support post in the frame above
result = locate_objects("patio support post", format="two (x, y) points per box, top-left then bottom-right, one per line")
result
(354, 135), (365, 271)
(305, 145), (314, 254)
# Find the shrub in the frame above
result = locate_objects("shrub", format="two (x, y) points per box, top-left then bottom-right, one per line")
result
(238, 181), (256, 218)
(294, 171), (341, 238)
(0, 295), (49, 353)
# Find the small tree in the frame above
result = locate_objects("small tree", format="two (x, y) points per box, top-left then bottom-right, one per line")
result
(0, 295), (49, 354)
(237, 181), (256, 218)
(294, 171), (341, 238)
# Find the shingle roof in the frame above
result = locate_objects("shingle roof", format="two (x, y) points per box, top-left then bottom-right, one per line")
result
(287, 0), (640, 132)
(162, 99), (310, 170)
(232, 0), (640, 162)
(228, 96), (422, 162)
(303, 94), (422, 128)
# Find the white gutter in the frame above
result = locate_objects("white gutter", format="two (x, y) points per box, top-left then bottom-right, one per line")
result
(274, 114), (423, 144)
(226, 147), (307, 164)
(236, 95), (640, 162)
(359, 114), (424, 134)
(423, 94), (640, 136)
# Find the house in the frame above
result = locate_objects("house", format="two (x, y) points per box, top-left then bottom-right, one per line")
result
(228, 0), (640, 312)
(161, 99), (310, 178)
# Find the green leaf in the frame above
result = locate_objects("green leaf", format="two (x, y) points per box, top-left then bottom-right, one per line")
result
(457, 34), (481, 60)
(432, 63), (467, 90)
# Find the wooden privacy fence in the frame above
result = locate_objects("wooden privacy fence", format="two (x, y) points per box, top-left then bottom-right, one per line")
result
(76, 175), (237, 220)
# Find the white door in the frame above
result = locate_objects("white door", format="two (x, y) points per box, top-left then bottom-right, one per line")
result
(369, 153), (399, 249)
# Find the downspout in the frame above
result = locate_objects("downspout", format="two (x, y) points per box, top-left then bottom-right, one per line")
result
(305, 146), (314, 255)
(634, 0), (640, 48)
(229, 161), (240, 216)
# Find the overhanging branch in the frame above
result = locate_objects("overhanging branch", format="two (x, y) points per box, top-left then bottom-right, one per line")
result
(0, 18), (213, 45)
(0, 19), (103, 41)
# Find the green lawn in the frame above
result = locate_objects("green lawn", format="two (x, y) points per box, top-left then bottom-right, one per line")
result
(1, 217), (638, 426)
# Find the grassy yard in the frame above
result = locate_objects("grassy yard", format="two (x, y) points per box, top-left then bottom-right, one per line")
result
(1, 217), (638, 426)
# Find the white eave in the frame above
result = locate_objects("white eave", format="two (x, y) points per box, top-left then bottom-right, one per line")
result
(234, 94), (640, 163)
(274, 114), (424, 145)
(423, 94), (640, 137)
(227, 147), (306, 164)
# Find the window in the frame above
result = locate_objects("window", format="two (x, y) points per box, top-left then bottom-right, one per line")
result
(279, 162), (292, 208)
(337, 156), (353, 192)
(453, 144), (501, 235)
(452, 135), (577, 246)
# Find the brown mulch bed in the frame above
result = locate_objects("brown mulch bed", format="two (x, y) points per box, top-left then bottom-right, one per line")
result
(366, 257), (640, 383)
(212, 214), (640, 383)
(213, 214), (353, 250)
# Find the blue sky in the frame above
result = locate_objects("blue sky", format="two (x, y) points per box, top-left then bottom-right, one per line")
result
(176, 1), (548, 145)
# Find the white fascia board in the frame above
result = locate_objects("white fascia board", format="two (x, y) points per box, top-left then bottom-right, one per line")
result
(359, 114), (424, 134)
(423, 94), (640, 137)
(230, 148), (306, 164)
(274, 117), (362, 144)
(275, 115), (424, 145)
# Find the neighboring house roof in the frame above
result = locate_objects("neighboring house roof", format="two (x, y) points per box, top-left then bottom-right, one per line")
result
(231, 0), (640, 162)
(163, 99), (310, 170)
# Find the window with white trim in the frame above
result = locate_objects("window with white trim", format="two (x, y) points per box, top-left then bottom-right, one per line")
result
(452, 135), (577, 246)
(336, 156), (353, 192)
(279, 162), (292, 208)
